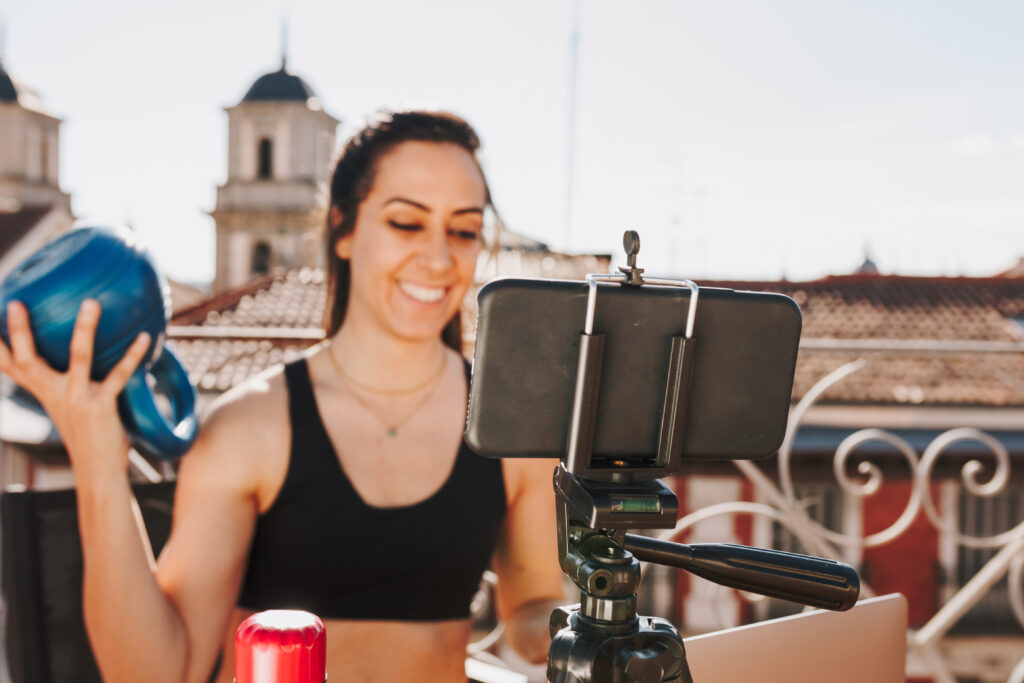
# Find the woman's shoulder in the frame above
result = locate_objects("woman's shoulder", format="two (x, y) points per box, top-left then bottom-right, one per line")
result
(175, 362), (295, 505)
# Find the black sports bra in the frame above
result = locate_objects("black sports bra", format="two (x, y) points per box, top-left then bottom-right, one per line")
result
(237, 358), (507, 621)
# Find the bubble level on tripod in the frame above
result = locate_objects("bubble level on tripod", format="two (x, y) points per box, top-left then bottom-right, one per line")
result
(609, 496), (661, 514)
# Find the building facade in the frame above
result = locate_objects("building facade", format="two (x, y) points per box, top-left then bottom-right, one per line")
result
(211, 60), (339, 292)
(0, 59), (74, 279)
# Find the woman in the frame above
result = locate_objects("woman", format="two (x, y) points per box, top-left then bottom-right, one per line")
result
(0, 111), (564, 682)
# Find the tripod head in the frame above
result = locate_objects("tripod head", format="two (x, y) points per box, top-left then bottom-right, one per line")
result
(548, 460), (859, 682)
(553, 464), (859, 613)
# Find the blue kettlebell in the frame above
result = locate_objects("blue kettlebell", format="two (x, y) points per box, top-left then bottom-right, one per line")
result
(0, 225), (198, 459)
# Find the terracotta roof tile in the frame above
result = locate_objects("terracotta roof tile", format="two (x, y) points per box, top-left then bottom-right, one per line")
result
(172, 268), (326, 329)
(792, 351), (1024, 407)
(996, 258), (1024, 278)
(168, 338), (312, 393)
(702, 274), (1024, 407)
(169, 267), (1024, 407)
(703, 275), (1024, 342)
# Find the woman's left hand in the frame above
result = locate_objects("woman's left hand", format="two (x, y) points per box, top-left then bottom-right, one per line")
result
(0, 300), (151, 482)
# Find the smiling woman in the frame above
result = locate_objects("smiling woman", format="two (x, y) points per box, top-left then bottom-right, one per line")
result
(218, 112), (565, 681)
(323, 111), (495, 349)
(330, 140), (486, 348)
(0, 110), (565, 683)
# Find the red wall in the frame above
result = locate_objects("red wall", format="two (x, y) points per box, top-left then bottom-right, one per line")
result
(861, 480), (939, 628)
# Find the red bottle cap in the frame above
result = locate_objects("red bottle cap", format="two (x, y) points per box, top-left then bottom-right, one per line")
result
(235, 610), (326, 683)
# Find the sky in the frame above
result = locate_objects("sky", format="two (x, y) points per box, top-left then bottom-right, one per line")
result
(3, 0), (1024, 285)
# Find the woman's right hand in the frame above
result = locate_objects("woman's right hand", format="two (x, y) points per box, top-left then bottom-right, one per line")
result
(0, 299), (152, 485)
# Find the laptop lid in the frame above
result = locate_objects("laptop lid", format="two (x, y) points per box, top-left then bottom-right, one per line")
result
(684, 594), (907, 683)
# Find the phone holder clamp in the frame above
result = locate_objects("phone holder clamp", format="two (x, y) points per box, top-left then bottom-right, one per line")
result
(569, 234), (700, 484)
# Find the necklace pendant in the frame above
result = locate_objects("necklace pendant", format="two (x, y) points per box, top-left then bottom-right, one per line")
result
(387, 427), (399, 438)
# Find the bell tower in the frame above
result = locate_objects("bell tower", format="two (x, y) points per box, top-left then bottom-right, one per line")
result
(212, 58), (339, 291)
(0, 58), (73, 218)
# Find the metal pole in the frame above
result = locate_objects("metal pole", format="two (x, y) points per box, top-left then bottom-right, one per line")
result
(564, 0), (581, 250)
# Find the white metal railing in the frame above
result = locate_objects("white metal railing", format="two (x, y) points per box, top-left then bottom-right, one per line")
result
(640, 358), (1024, 683)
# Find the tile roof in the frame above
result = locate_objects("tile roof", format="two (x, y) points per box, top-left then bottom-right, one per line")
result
(167, 280), (209, 315)
(169, 268), (1024, 407)
(169, 338), (312, 394)
(997, 258), (1024, 278)
(702, 275), (1024, 342)
(172, 268), (326, 328)
(792, 351), (1024, 407)
(700, 274), (1024, 407)
(168, 268), (326, 393)
(168, 255), (612, 394)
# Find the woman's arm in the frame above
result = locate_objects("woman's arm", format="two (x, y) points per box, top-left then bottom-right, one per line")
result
(0, 301), (272, 682)
(82, 397), (265, 683)
(494, 457), (567, 663)
(150, 395), (275, 683)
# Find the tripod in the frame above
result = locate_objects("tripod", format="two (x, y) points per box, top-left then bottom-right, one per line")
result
(546, 465), (860, 682)
(545, 233), (860, 683)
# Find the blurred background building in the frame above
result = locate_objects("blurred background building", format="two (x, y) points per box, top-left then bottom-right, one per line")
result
(0, 59), (73, 278)
(212, 59), (338, 291)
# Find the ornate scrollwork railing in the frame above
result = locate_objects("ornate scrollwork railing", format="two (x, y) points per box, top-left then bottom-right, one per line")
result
(466, 350), (1024, 682)
(634, 357), (1024, 683)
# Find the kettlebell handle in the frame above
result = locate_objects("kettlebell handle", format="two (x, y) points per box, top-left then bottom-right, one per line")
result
(118, 347), (198, 460)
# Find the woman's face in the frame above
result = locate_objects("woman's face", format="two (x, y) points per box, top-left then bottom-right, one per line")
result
(334, 141), (486, 343)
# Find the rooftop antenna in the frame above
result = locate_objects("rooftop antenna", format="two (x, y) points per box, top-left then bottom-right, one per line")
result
(279, 12), (289, 70)
(564, 0), (581, 251)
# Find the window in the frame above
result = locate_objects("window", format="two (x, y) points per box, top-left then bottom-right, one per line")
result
(767, 483), (842, 619)
(252, 242), (271, 276)
(257, 138), (273, 180)
(952, 485), (1024, 633)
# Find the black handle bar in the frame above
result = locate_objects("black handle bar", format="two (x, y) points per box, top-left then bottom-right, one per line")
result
(622, 535), (860, 611)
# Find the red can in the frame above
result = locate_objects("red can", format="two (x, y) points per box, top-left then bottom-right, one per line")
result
(235, 610), (326, 683)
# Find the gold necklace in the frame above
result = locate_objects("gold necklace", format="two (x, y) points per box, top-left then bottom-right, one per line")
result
(329, 344), (447, 396)
(328, 346), (448, 438)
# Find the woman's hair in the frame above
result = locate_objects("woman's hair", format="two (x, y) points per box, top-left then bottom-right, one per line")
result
(323, 110), (494, 353)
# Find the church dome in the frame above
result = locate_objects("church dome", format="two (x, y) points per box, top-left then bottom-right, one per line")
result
(0, 63), (16, 102)
(0, 61), (50, 113)
(241, 63), (318, 105)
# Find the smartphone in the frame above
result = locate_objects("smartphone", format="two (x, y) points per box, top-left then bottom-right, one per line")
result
(465, 277), (801, 461)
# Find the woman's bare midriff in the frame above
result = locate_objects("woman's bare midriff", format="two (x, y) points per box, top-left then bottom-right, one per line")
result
(216, 609), (473, 682)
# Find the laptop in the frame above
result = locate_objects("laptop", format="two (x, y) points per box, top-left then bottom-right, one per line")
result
(684, 594), (907, 683)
